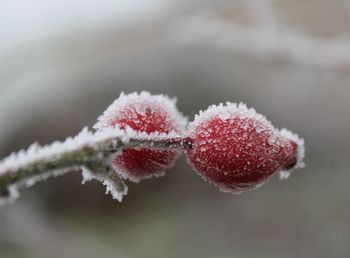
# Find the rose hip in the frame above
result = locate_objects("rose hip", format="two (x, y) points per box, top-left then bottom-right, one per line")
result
(94, 92), (187, 182)
(186, 102), (304, 193)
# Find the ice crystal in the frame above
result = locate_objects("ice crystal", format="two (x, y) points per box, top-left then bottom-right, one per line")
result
(81, 166), (128, 202)
(94, 91), (188, 133)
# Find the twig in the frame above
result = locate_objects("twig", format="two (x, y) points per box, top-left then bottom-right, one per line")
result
(0, 127), (191, 204)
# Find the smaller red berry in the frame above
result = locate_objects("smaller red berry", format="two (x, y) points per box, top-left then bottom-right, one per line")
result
(94, 92), (187, 182)
(186, 103), (305, 193)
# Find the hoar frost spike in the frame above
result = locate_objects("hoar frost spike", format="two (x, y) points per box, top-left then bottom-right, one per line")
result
(94, 92), (188, 182)
(186, 102), (305, 194)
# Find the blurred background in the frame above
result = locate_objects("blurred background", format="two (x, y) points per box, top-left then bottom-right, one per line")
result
(1, 0), (350, 257)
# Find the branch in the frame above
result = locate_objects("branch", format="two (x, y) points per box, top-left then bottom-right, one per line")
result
(0, 127), (191, 204)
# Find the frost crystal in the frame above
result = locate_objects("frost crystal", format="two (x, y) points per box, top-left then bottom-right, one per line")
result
(94, 91), (188, 133)
(102, 178), (127, 202)
(0, 127), (130, 204)
(0, 127), (97, 205)
(188, 102), (273, 133)
(0, 127), (93, 177)
(0, 126), (143, 180)
(81, 166), (95, 184)
(279, 170), (291, 180)
(81, 166), (128, 202)
(279, 128), (305, 169)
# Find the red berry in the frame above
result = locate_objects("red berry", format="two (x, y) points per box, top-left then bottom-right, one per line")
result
(94, 92), (187, 182)
(186, 103), (305, 193)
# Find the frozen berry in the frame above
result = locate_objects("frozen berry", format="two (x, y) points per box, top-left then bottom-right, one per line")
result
(186, 103), (305, 193)
(94, 92), (187, 182)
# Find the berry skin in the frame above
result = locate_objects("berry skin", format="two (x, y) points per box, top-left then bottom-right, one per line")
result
(186, 103), (305, 193)
(94, 92), (187, 182)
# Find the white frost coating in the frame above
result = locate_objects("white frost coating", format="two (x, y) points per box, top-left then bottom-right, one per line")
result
(208, 174), (271, 195)
(0, 127), (93, 176)
(94, 126), (184, 149)
(108, 126), (183, 182)
(23, 166), (81, 188)
(188, 102), (305, 185)
(0, 167), (80, 206)
(218, 180), (268, 195)
(279, 171), (291, 180)
(81, 166), (95, 184)
(102, 179), (127, 202)
(0, 126), (170, 177)
(188, 102), (274, 134)
(113, 163), (168, 183)
(109, 126), (183, 143)
(80, 166), (128, 202)
(105, 127), (183, 183)
(0, 125), (178, 203)
(93, 91), (188, 133)
(280, 128), (306, 175)
(0, 125), (183, 180)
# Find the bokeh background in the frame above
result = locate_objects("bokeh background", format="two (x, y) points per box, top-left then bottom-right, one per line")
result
(1, 0), (350, 257)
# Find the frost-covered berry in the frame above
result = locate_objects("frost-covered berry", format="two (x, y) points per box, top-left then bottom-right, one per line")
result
(94, 92), (187, 182)
(186, 103), (305, 193)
